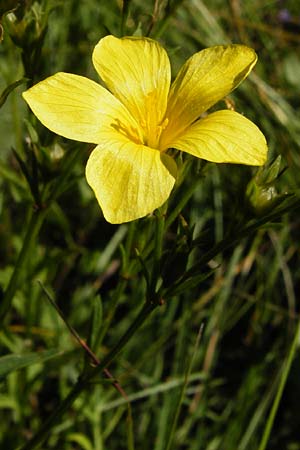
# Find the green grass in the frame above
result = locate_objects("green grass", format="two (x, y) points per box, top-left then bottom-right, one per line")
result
(1, 0), (300, 449)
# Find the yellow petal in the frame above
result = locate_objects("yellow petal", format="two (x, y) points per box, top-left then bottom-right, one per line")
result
(168, 110), (267, 166)
(22, 72), (142, 144)
(92, 35), (171, 147)
(161, 45), (257, 148)
(85, 132), (177, 224)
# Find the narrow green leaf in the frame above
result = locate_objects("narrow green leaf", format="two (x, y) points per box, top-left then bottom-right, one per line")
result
(98, 372), (205, 412)
(12, 148), (31, 188)
(258, 319), (300, 450)
(126, 404), (135, 450)
(163, 270), (215, 298)
(164, 325), (204, 450)
(66, 433), (93, 450)
(11, 147), (41, 206)
(0, 78), (28, 108)
(121, 0), (132, 35)
(184, 195), (300, 282)
(0, 349), (64, 379)
(87, 294), (103, 353)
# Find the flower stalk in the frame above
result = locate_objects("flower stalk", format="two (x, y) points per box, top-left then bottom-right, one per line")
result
(18, 300), (158, 450)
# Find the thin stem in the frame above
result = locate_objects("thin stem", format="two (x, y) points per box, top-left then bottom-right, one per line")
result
(96, 278), (127, 348)
(0, 207), (48, 324)
(151, 0), (185, 39)
(149, 210), (165, 298)
(165, 177), (201, 229)
(96, 221), (136, 345)
(84, 300), (157, 382)
(165, 324), (204, 450)
(18, 378), (87, 450)
(7, 40), (24, 155)
(123, 220), (136, 272)
(39, 281), (128, 400)
(121, 0), (132, 35)
(17, 301), (158, 450)
(258, 318), (300, 450)
(178, 196), (300, 284)
(146, 0), (160, 36)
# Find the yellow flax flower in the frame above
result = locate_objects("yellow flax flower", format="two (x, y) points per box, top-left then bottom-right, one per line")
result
(23, 35), (267, 224)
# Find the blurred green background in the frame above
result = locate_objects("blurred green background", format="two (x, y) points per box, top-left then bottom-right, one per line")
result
(1, 1), (300, 449)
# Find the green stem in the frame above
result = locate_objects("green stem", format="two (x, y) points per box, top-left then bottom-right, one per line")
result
(258, 318), (300, 450)
(165, 325), (203, 450)
(181, 196), (300, 283)
(18, 378), (87, 450)
(121, 0), (132, 35)
(0, 207), (48, 324)
(97, 221), (137, 346)
(84, 301), (157, 381)
(17, 301), (157, 450)
(151, 0), (185, 39)
(165, 177), (201, 229)
(149, 210), (165, 298)
(96, 279), (127, 348)
(123, 221), (136, 272)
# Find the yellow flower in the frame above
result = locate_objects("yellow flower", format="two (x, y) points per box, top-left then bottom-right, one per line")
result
(23, 35), (267, 224)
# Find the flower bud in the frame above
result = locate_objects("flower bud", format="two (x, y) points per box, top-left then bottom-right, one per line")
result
(246, 156), (285, 215)
(4, 1), (47, 49)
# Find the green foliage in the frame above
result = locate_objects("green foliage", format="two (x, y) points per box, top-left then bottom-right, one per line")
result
(0, 1), (300, 449)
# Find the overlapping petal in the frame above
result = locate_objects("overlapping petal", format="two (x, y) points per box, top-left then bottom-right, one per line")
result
(86, 132), (177, 224)
(160, 45), (257, 148)
(22, 72), (143, 144)
(168, 110), (267, 165)
(93, 35), (171, 147)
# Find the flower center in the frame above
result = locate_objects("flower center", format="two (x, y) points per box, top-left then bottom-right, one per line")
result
(140, 90), (169, 150)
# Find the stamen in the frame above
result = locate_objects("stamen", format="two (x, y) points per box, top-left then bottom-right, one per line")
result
(141, 90), (168, 149)
(111, 119), (143, 145)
